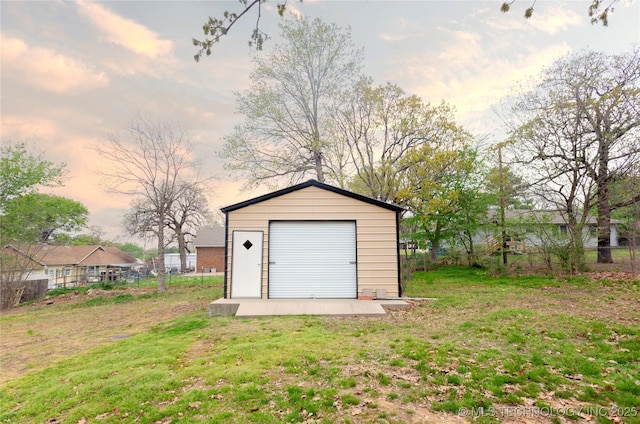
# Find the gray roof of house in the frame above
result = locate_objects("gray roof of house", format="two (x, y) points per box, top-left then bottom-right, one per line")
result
(193, 227), (225, 247)
(498, 209), (622, 225)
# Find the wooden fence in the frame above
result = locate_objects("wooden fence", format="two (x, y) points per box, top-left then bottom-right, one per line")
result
(0, 279), (48, 310)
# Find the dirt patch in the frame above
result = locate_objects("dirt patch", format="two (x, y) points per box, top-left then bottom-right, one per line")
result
(523, 281), (639, 325)
(583, 271), (640, 283)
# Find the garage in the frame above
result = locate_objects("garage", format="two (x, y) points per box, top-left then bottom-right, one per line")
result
(220, 179), (403, 300)
(268, 221), (357, 298)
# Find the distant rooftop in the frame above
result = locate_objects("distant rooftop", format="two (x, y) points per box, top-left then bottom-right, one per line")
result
(493, 209), (622, 225)
(193, 227), (225, 247)
(4, 244), (137, 266)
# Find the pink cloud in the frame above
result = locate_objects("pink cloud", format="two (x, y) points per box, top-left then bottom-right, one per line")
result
(1, 36), (108, 93)
(75, 0), (173, 59)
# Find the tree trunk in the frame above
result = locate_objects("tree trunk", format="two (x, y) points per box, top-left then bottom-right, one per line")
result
(314, 149), (324, 183)
(498, 145), (508, 266)
(501, 231), (508, 266)
(466, 230), (475, 266)
(177, 230), (188, 273)
(597, 140), (614, 263)
(430, 241), (439, 263)
(597, 213), (613, 263)
(570, 227), (587, 273)
(157, 219), (166, 292)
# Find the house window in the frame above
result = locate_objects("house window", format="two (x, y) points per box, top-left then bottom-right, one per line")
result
(558, 225), (568, 235)
(46, 268), (57, 278)
(64, 267), (72, 276)
(589, 226), (598, 238)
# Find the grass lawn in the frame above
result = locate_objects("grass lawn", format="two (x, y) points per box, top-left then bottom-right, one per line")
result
(0, 269), (639, 423)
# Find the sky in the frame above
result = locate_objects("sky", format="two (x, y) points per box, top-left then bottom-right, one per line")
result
(1, 0), (639, 243)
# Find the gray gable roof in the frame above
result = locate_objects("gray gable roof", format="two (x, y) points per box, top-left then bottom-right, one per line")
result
(498, 209), (622, 225)
(220, 179), (404, 213)
(194, 227), (225, 247)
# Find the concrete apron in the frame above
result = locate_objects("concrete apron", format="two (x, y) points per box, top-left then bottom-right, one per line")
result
(209, 298), (410, 318)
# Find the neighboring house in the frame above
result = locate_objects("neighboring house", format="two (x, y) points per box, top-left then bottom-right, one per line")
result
(1, 244), (138, 289)
(220, 179), (403, 300)
(479, 210), (621, 253)
(193, 227), (225, 273)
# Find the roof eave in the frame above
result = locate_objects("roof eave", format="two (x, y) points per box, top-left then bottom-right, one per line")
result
(220, 179), (404, 213)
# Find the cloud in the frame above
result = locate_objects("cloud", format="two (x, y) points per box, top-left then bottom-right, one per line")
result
(377, 16), (425, 42)
(527, 6), (583, 35)
(1, 35), (108, 93)
(486, 3), (583, 35)
(384, 26), (572, 136)
(75, 0), (172, 59)
(0, 115), (59, 140)
(379, 33), (408, 42)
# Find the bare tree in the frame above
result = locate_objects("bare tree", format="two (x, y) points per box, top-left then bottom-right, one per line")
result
(95, 115), (204, 292)
(505, 89), (597, 272)
(503, 48), (640, 267)
(221, 16), (363, 189)
(166, 184), (212, 272)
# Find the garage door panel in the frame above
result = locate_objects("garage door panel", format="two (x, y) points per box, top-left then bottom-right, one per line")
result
(269, 221), (356, 298)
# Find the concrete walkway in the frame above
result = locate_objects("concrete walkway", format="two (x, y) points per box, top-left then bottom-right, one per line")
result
(209, 298), (409, 318)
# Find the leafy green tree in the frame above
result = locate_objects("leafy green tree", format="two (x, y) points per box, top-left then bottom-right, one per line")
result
(53, 226), (107, 246)
(0, 142), (66, 207)
(114, 242), (145, 259)
(1, 143), (75, 300)
(220, 16), (363, 188)
(2, 193), (88, 243)
(332, 78), (463, 203)
(397, 138), (484, 263)
(484, 142), (532, 265)
(485, 160), (529, 210)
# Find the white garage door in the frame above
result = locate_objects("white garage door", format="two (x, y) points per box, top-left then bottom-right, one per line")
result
(269, 221), (357, 298)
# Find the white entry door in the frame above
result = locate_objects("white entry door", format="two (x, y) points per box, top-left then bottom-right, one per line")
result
(231, 231), (263, 298)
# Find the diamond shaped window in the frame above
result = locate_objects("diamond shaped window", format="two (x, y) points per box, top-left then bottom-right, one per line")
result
(243, 240), (253, 250)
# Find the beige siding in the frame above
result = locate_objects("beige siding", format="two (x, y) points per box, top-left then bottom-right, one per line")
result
(225, 186), (399, 299)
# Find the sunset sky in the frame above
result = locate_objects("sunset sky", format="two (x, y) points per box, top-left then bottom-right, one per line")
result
(1, 0), (639, 243)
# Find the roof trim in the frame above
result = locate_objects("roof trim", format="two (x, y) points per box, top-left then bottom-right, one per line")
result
(220, 179), (404, 213)
(78, 246), (102, 264)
